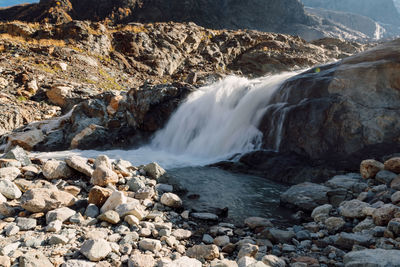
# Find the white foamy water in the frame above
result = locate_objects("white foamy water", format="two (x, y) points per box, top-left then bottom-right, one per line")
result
(33, 72), (298, 168)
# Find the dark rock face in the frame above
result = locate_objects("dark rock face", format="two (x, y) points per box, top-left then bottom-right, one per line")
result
(259, 39), (400, 163)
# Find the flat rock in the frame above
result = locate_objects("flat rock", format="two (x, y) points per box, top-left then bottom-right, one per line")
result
(80, 239), (111, 262)
(280, 182), (330, 211)
(46, 207), (76, 224)
(21, 188), (76, 213)
(66, 156), (94, 177)
(344, 249), (400, 266)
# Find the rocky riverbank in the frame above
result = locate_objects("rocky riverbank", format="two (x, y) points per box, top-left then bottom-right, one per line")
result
(0, 145), (399, 266)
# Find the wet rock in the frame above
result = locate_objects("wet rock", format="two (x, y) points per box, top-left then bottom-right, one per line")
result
(42, 160), (74, 180)
(66, 156), (94, 177)
(21, 188), (75, 212)
(143, 162), (166, 179)
(376, 170), (398, 184)
(186, 244), (220, 261)
(339, 199), (369, 219)
(160, 193), (182, 208)
(80, 239), (111, 262)
(191, 212), (219, 220)
(344, 249), (400, 266)
(360, 159), (384, 179)
(280, 182), (330, 211)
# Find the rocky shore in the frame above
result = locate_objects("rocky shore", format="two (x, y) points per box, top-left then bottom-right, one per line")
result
(0, 145), (398, 266)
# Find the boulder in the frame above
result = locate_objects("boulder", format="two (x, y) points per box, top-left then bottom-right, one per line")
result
(339, 199), (370, 219)
(7, 129), (44, 151)
(280, 182), (330, 211)
(360, 159), (384, 179)
(88, 186), (112, 207)
(143, 162), (166, 179)
(42, 160), (74, 180)
(21, 188), (75, 213)
(384, 157), (400, 174)
(160, 193), (182, 208)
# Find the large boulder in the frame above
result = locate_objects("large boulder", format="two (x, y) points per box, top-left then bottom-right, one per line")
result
(280, 182), (330, 211)
(259, 39), (400, 166)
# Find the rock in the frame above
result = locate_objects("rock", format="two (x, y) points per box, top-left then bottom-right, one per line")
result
(311, 204), (332, 222)
(360, 159), (384, 179)
(0, 256), (10, 267)
(325, 217), (346, 233)
(162, 256), (202, 267)
(339, 199), (369, 218)
(114, 201), (141, 217)
(128, 254), (156, 267)
(61, 260), (96, 267)
(375, 170), (398, 184)
(384, 157), (400, 174)
(21, 188), (76, 213)
(391, 191), (400, 204)
(127, 177), (146, 192)
(261, 228), (295, 243)
(80, 239), (111, 262)
(280, 182), (330, 211)
(160, 193), (182, 208)
(48, 234), (69, 245)
(134, 187), (154, 200)
(262, 255), (286, 267)
(0, 167), (20, 180)
(7, 129), (44, 151)
(69, 212), (84, 224)
(91, 165), (118, 186)
(237, 256), (257, 267)
(390, 176), (400, 190)
(186, 244), (220, 261)
(172, 229), (192, 240)
(43, 161), (73, 181)
(344, 249), (400, 266)
(387, 218), (400, 236)
(373, 204), (399, 226)
(138, 238), (162, 252)
(5, 224), (19, 236)
(88, 186), (112, 207)
(66, 156), (94, 177)
(210, 259), (238, 267)
(214, 235), (230, 247)
(45, 220), (62, 232)
(85, 204), (100, 218)
(2, 146), (31, 166)
(0, 159), (21, 168)
(98, 210), (120, 224)
(143, 162), (166, 179)
(1, 242), (20, 256)
(19, 252), (53, 267)
(353, 218), (375, 232)
(0, 180), (22, 199)
(191, 212), (219, 220)
(16, 217), (36, 230)
(155, 184), (173, 193)
(94, 155), (112, 169)
(100, 191), (126, 213)
(46, 207), (76, 224)
(335, 232), (373, 250)
(124, 215), (139, 226)
(244, 217), (273, 229)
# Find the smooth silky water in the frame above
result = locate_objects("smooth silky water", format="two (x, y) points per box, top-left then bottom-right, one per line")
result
(34, 72), (300, 224)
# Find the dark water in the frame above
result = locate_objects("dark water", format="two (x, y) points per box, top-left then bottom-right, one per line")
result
(164, 166), (293, 225)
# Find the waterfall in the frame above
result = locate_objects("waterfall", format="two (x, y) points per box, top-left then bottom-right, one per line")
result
(149, 72), (297, 159)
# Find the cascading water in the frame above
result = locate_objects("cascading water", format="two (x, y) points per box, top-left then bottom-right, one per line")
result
(149, 72), (297, 161)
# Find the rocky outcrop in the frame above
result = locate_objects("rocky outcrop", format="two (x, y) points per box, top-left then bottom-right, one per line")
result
(259, 38), (400, 166)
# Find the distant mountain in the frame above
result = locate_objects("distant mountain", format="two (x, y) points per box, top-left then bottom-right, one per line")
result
(0, 0), (38, 7)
